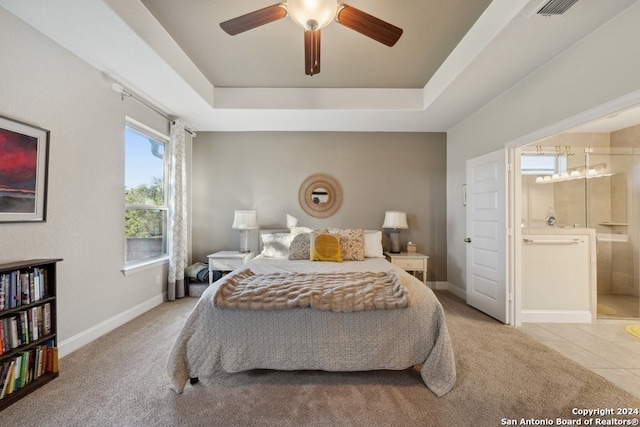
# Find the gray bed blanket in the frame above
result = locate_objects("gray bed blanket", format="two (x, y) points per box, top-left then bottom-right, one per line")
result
(166, 257), (456, 397)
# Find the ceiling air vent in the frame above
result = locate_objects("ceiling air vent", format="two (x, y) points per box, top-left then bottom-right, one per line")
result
(536, 0), (579, 16)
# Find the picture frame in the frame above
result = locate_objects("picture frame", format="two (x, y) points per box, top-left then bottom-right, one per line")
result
(0, 115), (50, 223)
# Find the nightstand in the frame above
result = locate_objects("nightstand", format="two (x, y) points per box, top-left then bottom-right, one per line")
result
(384, 251), (429, 285)
(207, 251), (255, 284)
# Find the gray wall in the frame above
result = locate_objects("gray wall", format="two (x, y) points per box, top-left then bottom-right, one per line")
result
(0, 8), (179, 354)
(446, 2), (640, 294)
(192, 131), (448, 282)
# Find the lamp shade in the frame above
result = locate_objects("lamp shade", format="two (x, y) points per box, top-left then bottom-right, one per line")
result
(232, 210), (258, 230)
(382, 211), (408, 229)
(287, 0), (337, 30)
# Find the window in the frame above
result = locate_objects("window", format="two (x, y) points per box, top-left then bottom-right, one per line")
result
(124, 119), (169, 267)
(521, 154), (567, 175)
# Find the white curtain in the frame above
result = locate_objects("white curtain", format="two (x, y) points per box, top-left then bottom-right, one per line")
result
(168, 120), (188, 300)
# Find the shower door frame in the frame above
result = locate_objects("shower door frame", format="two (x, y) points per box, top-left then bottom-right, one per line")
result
(585, 146), (640, 319)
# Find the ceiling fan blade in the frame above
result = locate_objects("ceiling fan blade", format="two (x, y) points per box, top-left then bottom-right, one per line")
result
(220, 3), (287, 36)
(336, 4), (403, 47)
(304, 30), (321, 76)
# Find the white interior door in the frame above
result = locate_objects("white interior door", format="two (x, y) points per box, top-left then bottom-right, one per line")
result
(466, 149), (508, 323)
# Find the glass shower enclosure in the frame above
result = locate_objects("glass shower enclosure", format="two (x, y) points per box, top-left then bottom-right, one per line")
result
(521, 145), (640, 319)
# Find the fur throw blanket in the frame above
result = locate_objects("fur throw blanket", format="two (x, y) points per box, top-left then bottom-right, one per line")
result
(213, 269), (409, 312)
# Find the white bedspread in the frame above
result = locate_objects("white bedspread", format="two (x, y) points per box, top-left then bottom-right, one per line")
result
(166, 257), (456, 397)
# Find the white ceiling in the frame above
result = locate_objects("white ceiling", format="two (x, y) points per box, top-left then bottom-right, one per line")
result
(0, 0), (638, 132)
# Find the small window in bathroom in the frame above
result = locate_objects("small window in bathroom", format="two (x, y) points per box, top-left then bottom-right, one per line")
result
(521, 154), (566, 175)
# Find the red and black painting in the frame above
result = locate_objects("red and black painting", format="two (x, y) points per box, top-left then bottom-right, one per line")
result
(0, 116), (49, 222)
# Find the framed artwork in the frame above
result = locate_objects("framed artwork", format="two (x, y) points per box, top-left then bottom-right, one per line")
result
(0, 115), (50, 222)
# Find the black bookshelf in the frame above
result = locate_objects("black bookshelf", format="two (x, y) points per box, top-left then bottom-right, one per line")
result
(0, 259), (61, 411)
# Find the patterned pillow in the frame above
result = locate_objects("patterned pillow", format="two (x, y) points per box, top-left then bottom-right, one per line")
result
(288, 232), (310, 260)
(327, 228), (365, 261)
(310, 232), (343, 262)
(290, 226), (313, 236)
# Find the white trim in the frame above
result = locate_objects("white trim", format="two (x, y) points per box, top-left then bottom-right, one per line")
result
(512, 148), (523, 327)
(520, 310), (592, 324)
(426, 281), (451, 291)
(443, 282), (467, 301)
(506, 89), (640, 149)
(125, 116), (169, 142)
(506, 90), (640, 328)
(58, 293), (165, 358)
(429, 281), (468, 301)
(422, 0), (529, 110)
(124, 117), (171, 269)
(122, 256), (169, 276)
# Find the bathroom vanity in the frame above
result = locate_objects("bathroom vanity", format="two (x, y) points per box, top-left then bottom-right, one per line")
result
(521, 228), (597, 323)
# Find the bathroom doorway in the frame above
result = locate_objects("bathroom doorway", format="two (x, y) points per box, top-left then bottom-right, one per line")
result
(520, 135), (640, 320)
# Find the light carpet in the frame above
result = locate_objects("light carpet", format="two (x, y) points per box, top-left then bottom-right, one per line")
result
(1, 291), (639, 427)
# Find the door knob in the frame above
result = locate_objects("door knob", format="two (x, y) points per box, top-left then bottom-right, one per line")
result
(464, 238), (472, 243)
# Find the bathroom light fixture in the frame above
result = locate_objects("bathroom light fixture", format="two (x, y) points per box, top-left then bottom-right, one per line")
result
(232, 210), (258, 253)
(535, 163), (612, 183)
(382, 211), (408, 253)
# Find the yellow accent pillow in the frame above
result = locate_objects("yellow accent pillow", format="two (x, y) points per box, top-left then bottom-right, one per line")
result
(310, 233), (343, 262)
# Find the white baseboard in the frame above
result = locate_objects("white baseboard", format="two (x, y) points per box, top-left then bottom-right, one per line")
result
(520, 310), (592, 323)
(427, 281), (467, 300)
(58, 293), (165, 358)
(427, 286), (592, 324)
(426, 281), (447, 290)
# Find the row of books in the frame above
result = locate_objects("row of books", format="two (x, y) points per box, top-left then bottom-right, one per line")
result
(0, 268), (49, 312)
(0, 303), (51, 355)
(0, 340), (57, 400)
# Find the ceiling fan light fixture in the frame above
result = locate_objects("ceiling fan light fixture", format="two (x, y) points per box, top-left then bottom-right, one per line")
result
(286, 0), (337, 31)
(219, 1), (402, 76)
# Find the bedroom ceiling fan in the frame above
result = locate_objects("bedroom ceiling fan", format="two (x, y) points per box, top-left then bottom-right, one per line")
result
(220, 0), (403, 76)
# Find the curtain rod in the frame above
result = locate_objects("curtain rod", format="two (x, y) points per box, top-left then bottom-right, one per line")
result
(111, 83), (196, 137)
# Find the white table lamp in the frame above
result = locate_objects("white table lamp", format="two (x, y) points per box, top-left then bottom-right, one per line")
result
(232, 210), (258, 253)
(382, 211), (408, 253)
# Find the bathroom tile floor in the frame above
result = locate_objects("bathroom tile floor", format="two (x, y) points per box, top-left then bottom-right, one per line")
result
(598, 294), (640, 319)
(520, 320), (640, 399)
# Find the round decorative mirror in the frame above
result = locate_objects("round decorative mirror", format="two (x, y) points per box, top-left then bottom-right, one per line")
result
(298, 174), (342, 218)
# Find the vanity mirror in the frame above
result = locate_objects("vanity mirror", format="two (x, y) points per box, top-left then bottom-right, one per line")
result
(298, 174), (342, 218)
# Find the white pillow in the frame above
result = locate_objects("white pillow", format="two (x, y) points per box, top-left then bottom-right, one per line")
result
(260, 232), (293, 258)
(290, 225), (313, 236)
(286, 214), (298, 228)
(364, 230), (384, 258)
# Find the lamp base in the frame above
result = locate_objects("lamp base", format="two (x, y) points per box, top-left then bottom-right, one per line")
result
(238, 229), (251, 253)
(389, 230), (401, 253)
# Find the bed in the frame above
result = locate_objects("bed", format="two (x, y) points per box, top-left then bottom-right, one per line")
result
(166, 228), (456, 397)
